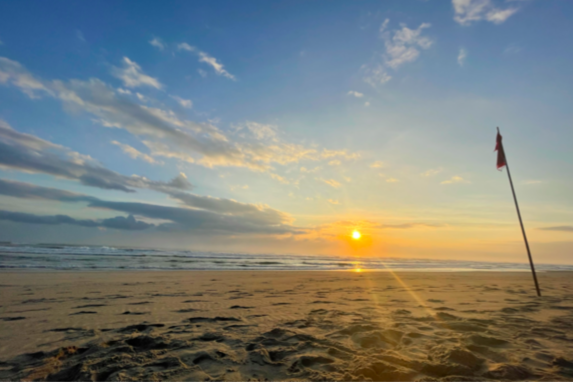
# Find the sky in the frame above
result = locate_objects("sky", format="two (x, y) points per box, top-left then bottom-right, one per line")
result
(0, 0), (572, 264)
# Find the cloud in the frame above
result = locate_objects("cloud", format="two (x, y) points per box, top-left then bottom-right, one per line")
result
(328, 160), (341, 166)
(347, 91), (364, 98)
(504, 44), (522, 55)
(111, 140), (159, 164)
(0, 57), (359, 174)
(441, 175), (469, 184)
(176, 42), (235, 80)
(111, 57), (162, 89)
(197, 51), (235, 80)
(363, 65), (392, 87)
(244, 121), (277, 141)
(458, 48), (468, 66)
(421, 168), (443, 177)
(149, 37), (165, 51)
(363, 21), (433, 87)
(377, 222), (445, 229)
(0, 120), (190, 193)
(539, 226), (573, 232)
(386, 178), (399, 183)
(0, 178), (301, 235)
(171, 95), (193, 108)
(370, 161), (385, 168)
(76, 30), (86, 43)
(177, 43), (195, 52)
(452, 0), (519, 26)
(384, 23), (433, 69)
(364, 102), (370, 107)
(198, 69), (207, 78)
(0, 57), (52, 98)
(327, 199), (340, 205)
(319, 178), (342, 188)
(0, 209), (153, 230)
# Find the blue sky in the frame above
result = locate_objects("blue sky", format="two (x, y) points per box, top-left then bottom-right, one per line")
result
(1, 0), (572, 264)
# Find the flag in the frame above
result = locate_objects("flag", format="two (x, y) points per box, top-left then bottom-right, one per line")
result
(495, 129), (506, 170)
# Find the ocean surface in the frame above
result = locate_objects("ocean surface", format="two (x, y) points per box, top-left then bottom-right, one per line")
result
(0, 243), (572, 272)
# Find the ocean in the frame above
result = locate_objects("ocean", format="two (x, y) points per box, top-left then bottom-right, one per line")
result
(0, 243), (571, 272)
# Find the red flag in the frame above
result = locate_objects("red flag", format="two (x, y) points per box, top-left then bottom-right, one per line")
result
(495, 128), (506, 170)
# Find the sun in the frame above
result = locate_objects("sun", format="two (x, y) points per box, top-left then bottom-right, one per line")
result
(352, 230), (361, 240)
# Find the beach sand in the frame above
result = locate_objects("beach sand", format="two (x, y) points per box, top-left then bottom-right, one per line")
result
(1, 270), (573, 381)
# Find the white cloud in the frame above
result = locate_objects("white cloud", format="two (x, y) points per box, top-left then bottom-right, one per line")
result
(111, 57), (162, 89)
(177, 43), (195, 52)
(363, 21), (433, 88)
(112, 140), (159, 164)
(458, 48), (468, 66)
(441, 175), (469, 184)
(363, 65), (392, 87)
(384, 23), (433, 69)
(198, 69), (207, 77)
(452, 0), (519, 26)
(117, 88), (132, 95)
(364, 101), (370, 107)
(171, 95), (193, 109)
(347, 90), (364, 98)
(149, 37), (165, 51)
(198, 51), (235, 80)
(176, 43), (235, 80)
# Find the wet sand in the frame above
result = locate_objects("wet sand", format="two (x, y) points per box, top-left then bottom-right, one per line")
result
(1, 270), (573, 381)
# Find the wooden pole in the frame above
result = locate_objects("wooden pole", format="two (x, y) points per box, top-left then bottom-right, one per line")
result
(500, 128), (541, 297)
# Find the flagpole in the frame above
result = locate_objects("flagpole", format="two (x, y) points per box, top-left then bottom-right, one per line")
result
(500, 128), (541, 297)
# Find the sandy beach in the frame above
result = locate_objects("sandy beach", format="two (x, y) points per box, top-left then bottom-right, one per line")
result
(1, 270), (573, 381)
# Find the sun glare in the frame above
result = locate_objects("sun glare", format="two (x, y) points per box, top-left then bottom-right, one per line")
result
(352, 230), (361, 240)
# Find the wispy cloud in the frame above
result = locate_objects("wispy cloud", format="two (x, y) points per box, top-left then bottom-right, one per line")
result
(76, 30), (86, 43)
(0, 120), (188, 193)
(370, 161), (385, 168)
(175, 42), (235, 80)
(171, 95), (193, 109)
(452, 0), (519, 26)
(328, 199), (340, 205)
(539, 226), (573, 232)
(458, 48), (468, 66)
(319, 178), (342, 188)
(421, 168), (443, 177)
(386, 178), (399, 183)
(198, 51), (235, 80)
(364, 20), (433, 87)
(111, 57), (162, 89)
(347, 91), (364, 98)
(0, 56), (359, 175)
(441, 175), (469, 184)
(112, 140), (160, 164)
(149, 37), (165, 51)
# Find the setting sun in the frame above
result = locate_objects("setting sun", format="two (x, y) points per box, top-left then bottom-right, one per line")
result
(352, 230), (361, 240)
